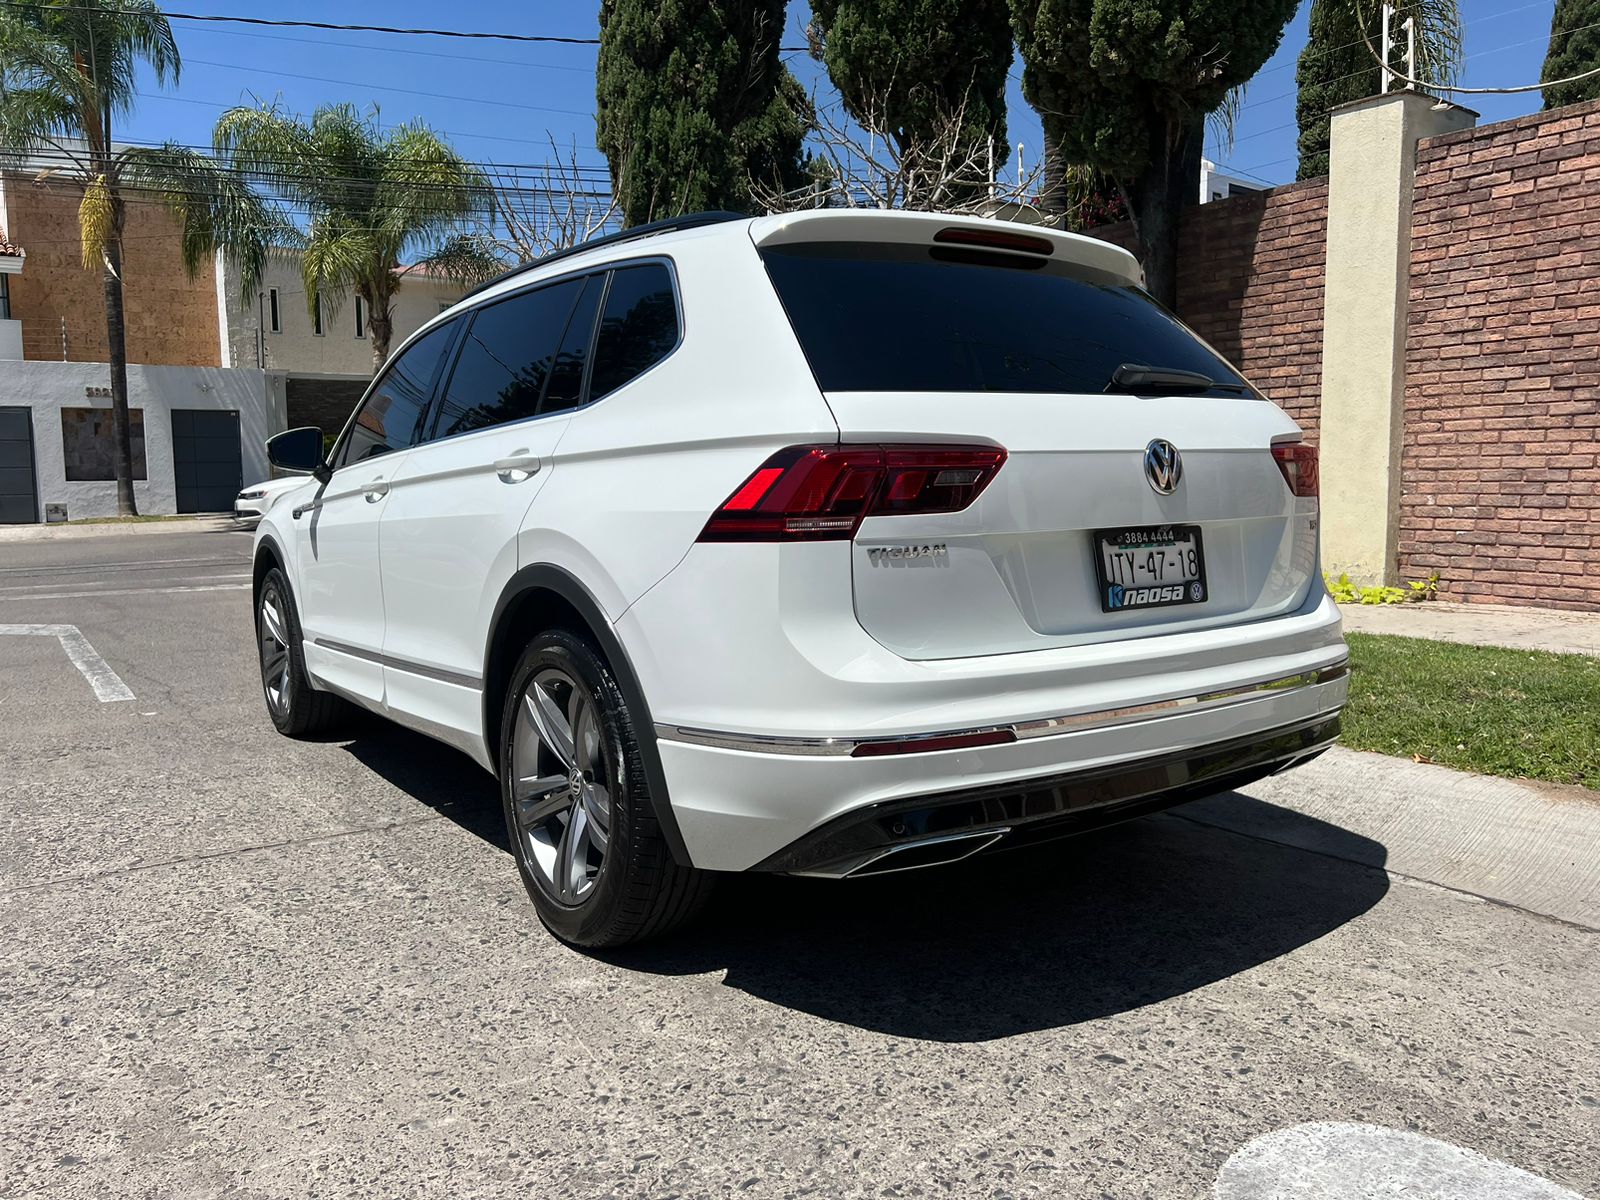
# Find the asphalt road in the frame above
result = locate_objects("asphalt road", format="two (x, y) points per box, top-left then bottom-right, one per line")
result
(0, 526), (1595, 1199)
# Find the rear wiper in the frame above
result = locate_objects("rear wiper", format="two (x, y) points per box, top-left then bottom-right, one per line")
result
(1105, 363), (1252, 395)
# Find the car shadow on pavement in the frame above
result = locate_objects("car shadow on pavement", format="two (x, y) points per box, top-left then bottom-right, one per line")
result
(338, 725), (1391, 1043)
(608, 800), (1391, 1042)
(341, 722), (510, 852)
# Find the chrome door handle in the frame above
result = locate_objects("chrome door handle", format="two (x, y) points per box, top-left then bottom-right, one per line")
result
(494, 452), (541, 483)
(363, 480), (389, 503)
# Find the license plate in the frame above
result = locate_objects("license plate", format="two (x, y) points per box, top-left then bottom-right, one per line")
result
(1094, 524), (1207, 612)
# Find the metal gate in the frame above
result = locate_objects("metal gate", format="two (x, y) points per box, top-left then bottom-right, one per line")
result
(0, 406), (39, 524)
(170, 408), (242, 514)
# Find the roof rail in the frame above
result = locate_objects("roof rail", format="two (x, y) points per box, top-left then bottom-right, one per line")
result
(459, 210), (750, 301)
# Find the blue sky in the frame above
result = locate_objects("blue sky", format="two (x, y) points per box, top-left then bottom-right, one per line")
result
(117, 0), (1563, 194)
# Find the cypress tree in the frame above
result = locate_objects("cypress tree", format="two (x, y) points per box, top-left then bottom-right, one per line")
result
(1543, 0), (1600, 110)
(1010, 0), (1298, 307)
(1295, 0), (1462, 181)
(808, 0), (1012, 188)
(1295, 1), (1374, 180)
(595, 0), (808, 225)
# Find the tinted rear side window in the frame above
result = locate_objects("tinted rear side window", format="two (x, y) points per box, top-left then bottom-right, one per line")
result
(337, 317), (458, 467)
(760, 242), (1251, 397)
(432, 278), (584, 439)
(540, 274), (605, 416)
(589, 263), (679, 401)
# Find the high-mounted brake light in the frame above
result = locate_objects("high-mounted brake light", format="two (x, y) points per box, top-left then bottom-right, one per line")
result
(699, 444), (1008, 542)
(933, 226), (1054, 256)
(1272, 442), (1319, 498)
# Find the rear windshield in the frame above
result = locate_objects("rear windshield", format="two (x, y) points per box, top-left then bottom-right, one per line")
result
(759, 241), (1253, 397)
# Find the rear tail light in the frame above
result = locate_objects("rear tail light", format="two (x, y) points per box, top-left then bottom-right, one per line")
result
(699, 444), (1007, 542)
(1272, 442), (1319, 498)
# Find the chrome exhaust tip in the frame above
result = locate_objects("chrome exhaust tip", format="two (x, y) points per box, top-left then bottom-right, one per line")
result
(797, 828), (1011, 880)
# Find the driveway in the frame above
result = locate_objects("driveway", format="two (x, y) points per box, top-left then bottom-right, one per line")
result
(1, 527), (1595, 1199)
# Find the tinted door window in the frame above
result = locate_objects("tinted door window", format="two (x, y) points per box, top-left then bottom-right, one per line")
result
(433, 278), (583, 438)
(539, 274), (605, 416)
(760, 242), (1252, 398)
(337, 319), (458, 467)
(589, 264), (679, 402)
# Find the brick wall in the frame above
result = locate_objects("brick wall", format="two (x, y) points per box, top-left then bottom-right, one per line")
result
(286, 376), (369, 435)
(1399, 99), (1600, 610)
(1088, 180), (1329, 437)
(4, 176), (221, 367)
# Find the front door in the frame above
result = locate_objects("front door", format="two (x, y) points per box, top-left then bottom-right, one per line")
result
(295, 318), (460, 706)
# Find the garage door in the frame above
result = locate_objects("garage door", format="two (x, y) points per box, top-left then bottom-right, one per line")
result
(171, 409), (242, 514)
(0, 406), (39, 524)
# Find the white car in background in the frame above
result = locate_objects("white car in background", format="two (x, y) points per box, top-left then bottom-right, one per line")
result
(250, 209), (1348, 948)
(234, 475), (312, 524)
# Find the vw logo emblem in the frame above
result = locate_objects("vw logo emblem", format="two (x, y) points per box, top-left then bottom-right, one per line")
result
(1144, 439), (1182, 495)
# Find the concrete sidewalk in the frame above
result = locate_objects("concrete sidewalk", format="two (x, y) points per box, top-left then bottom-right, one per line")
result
(1339, 600), (1600, 657)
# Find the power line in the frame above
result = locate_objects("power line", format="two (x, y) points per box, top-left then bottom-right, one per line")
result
(0, 1), (810, 51)
(180, 57), (594, 120)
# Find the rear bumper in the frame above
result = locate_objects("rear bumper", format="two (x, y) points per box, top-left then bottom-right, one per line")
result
(754, 713), (1339, 877)
(653, 663), (1347, 872)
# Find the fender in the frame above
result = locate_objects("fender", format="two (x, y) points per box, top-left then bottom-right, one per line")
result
(485, 563), (692, 866)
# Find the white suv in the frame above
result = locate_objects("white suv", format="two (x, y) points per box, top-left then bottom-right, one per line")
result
(253, 209), (1348, 947)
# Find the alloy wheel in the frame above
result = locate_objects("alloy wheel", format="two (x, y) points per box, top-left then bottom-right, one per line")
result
(510, 667), (614, 903)
(258, 587), (291, 717)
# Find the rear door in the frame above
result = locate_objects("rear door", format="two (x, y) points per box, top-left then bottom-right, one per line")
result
(296, 318), (459, 705)
(757, 229), (1317, 661)
(378, 273), (602, 750)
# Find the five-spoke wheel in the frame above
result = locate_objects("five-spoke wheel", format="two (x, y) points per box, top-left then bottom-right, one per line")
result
(255, 567), (345, 737)
(499, 630), (711, 946)
(510, 666), (614, 903)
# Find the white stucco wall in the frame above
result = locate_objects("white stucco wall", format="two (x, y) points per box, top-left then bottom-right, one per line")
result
(0, 319), (20, 361)
(0, 359), (287, 520)
(220, 255), (465, 378)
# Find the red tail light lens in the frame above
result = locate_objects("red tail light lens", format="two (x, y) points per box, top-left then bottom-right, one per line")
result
(699, 444), (1007, 542)
(1272, 442), (1319, 498)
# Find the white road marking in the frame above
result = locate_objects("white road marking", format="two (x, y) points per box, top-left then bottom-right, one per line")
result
(0, 573), (251, 595)
(0, 624), (136, 702)
(1214, 1122), (1583, 1199)
(0, 556), (244, 575)
(0, 583), (249, 602)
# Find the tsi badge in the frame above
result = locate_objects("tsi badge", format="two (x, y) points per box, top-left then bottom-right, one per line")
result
(867, 543), (948, 565)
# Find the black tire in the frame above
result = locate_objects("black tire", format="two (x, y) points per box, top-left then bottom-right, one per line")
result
(256, 567), (347, 737)
(500, 629), (712, 948)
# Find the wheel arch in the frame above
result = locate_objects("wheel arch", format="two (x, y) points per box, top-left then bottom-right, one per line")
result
(484, 564), (692, 865)
(252, 533), (289, 608)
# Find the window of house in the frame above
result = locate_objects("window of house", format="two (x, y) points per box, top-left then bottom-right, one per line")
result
(0, 274), (11, 321)
(354, 296), (366, 340)
(313, 296), (324, 337)
(430, 277), (585, 440)
(334, 318), (458, 468)
(267, 287), (280, 334)
(61, 407), (148, 481)
(588, 263), (680, 402)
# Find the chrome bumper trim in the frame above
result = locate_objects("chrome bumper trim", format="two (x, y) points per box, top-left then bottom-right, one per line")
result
(654, 661), (1349, 757)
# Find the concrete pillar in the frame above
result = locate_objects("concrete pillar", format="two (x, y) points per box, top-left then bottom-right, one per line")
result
(1318, 92), (1476, 584)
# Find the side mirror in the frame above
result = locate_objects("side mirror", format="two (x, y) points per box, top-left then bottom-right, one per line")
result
(267, 426), (331, 484)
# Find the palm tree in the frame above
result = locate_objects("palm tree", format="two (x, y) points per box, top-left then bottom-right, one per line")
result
(211, 103), (491, 373)
(0, 0), (180, 515)
(1296, 0), (1462, 180)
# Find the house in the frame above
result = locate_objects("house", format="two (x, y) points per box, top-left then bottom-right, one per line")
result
(0, 160), (464, 522)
